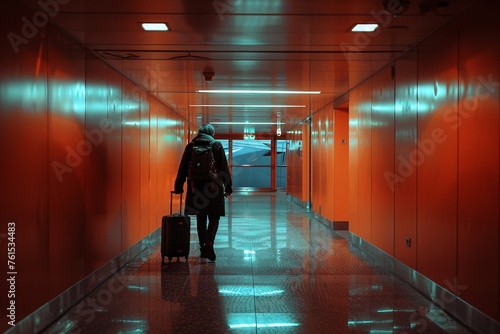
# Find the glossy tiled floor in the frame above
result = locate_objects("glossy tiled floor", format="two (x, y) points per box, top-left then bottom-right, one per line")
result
(43, 192), (473, 334)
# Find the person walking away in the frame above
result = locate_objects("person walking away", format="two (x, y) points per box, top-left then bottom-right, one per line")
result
(174, 124), (232, 261)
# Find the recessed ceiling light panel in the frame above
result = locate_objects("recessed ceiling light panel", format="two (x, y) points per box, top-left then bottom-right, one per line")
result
(142, 23), (169, 31)
(351, 23), (379, 32)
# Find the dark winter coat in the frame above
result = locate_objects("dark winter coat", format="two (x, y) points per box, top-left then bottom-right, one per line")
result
(174, 133), (232, 216)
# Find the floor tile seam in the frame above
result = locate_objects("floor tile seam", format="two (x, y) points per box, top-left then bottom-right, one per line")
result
(280, 202), (330, 249)
(281, 214), (317, 251)
(245, 198), (300, 331)
(293, 213), (375, 266)
(249, 238), (259, 334)
(243, 222), (265, 332)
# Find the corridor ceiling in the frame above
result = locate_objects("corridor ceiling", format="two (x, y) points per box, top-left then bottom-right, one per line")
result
(20, 0), (474, 136)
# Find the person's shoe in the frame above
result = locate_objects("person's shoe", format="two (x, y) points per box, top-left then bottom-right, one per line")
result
(205, 241), (216, 261)
(200, 245), (208, 258)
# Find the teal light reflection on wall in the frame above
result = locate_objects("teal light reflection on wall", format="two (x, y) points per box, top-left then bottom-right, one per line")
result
(2, 79), (153, 114)
(160, 119), (180, 128)
(1, 79), (47, 111)
(50, 81), (86, 114)
(349, 119), (359, 127)
(162, 135), (180, 142)
(417, 81), (459, 114)
(371, 104), (395, 114)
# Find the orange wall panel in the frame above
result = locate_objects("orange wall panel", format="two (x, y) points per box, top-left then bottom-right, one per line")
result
(103, 66), (124, 259)
(121, 79), (142, 249)
(325, 110), (335, 221)
(0, 6), (51, 324)
(302, 122), (310, 203)
(0, 4), (186, 331)
(357, 81), (373, 241)
(149, 100), (160, 231)
(346, 1), (499, 320)
(457, 1), (499, 320)
(394, 53), (418, 270)
(286, 123), (309, 204)
(349, 89), (360, 234)
(311, 114), (321, 214)
(286, 131), (299, 199)
(333, 109), (349, 222)
(157, 110), (187, 216)
(84, 57), (122, 272)
(140, 96), (151, 239)
(370, 66), (395, 255)
(47, 27), (87, 298)
(312, 107), (336, 221)
(311, 105), (351, 224)
(416, 22), (458, 287)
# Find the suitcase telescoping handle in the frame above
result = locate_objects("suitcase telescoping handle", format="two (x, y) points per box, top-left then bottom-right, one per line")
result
(170, 191), (183, 215)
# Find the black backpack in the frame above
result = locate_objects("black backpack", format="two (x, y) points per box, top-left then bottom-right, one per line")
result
(188, 140), (217, 182)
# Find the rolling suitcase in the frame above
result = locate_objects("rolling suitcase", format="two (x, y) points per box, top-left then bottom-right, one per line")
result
(161, 191), (191, 264)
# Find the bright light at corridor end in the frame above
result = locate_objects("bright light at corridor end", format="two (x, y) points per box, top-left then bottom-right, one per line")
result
(351, 23), (379, 32)
(197, 89), (321, 94)
(142, 23), (169, 31)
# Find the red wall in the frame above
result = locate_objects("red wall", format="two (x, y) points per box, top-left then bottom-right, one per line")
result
(371, 67), (395, 254)
(311, 108), (349, 223)
(394, 51), (418, 270)
(0, 4), (185, 332)
(357, 81), (373, 241)
(417, 20), (459, 295)
(287, 123), (310, 204)
(312, 106), (334, 219)
(333, 109), (349, 221)
(348, 89), (360, 233)
(456, 1), (499, 320)
(348, 1), (499, 321)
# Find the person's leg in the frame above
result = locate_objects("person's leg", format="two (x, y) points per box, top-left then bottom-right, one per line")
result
(205, 215), (220, 261)
(206, 215), (220, 244)
(196, 214), (208, 257)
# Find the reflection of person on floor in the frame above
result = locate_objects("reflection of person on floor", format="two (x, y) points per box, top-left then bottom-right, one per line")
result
(174, 124), (232, 261)
(161, 264), (228, 333)
(161, 262), (229, 334)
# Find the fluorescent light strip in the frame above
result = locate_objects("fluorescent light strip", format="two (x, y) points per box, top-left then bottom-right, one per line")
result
(197, 89), (320, 94)
(142, 23), (169, 31)
(189, 104), (305, 108)
(210, 122), (284, 125)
